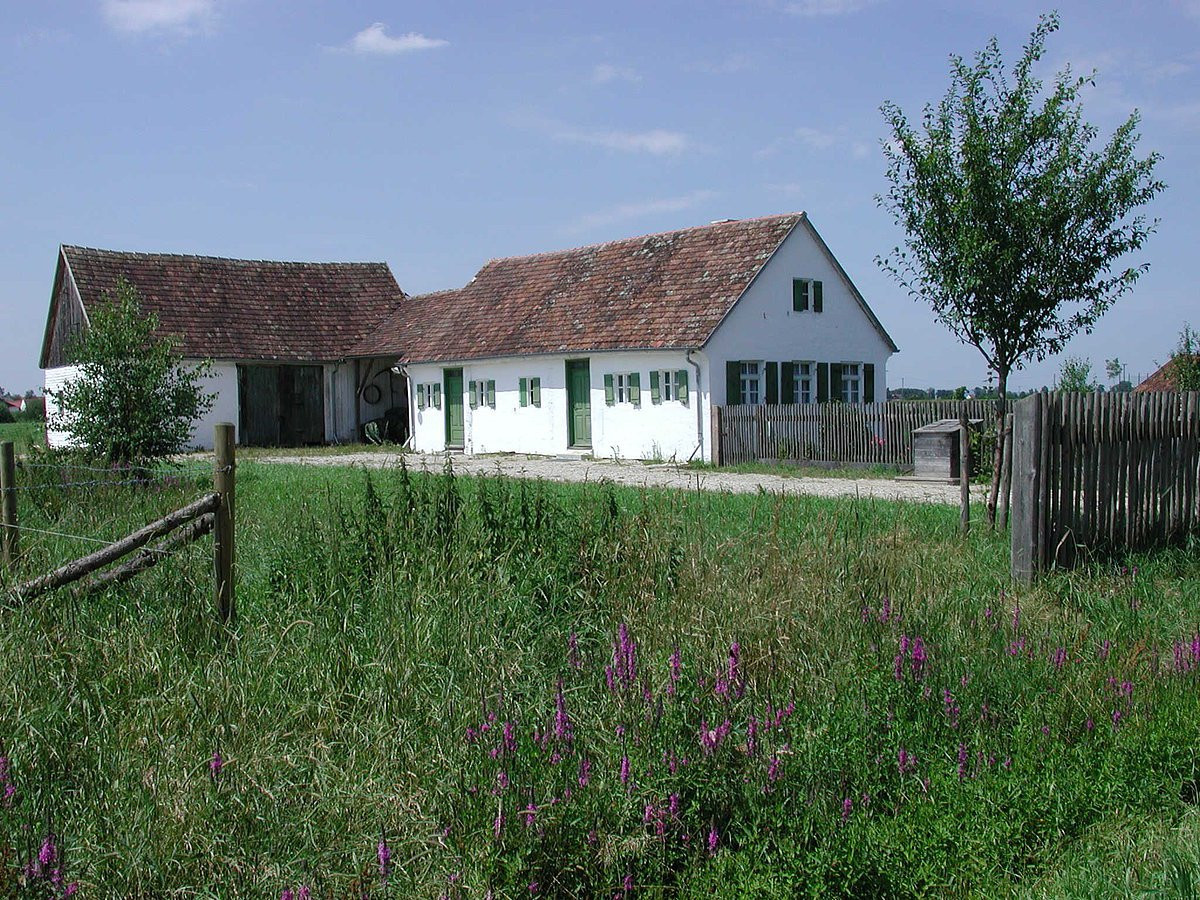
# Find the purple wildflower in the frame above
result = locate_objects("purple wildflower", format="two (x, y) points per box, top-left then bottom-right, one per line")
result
(378, 839), (391, 878)
(841, 797), (853, 821)
(620, 755), (631, 788)
(1052, 647), (1067, 671)
(578, 757), (592, 787)
(209, 751), (224, 777)
(520, 803), (537, 827)
(282, 891), (295, 900)
(667, 647), (682, 696)
(957, 743), (969, 780)
(298, 887), (310, 900)
(568, 631), (581, 669)
(707, 826), (719, 854)
(39, 835), (56, 869)
(880, 596), (892, 623)
(767, 756), (782, 783)
(553, 679), (573, 742)
(1099, 639), (1112, 660)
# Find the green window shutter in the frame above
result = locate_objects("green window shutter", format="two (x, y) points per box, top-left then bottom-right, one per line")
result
(781, 362), (796, 404)
(792, 279), (808, 312)
(486, 380), (496, 408)
(468, 380), (478, 409)
(531, 377), (541, 407)
(417, 384), (426, 410)
(726, 361), (741, 405)
(650, 370), (661, 405)
(604, 374), (615, 406)
(519, 377), (528, 407)
(629, 372), (641, 406)
(433, 384), (442, 410)
(813, 280), (823, 313)
(765, 361), (779, 405)
(831, 363), (844, 402)
(817, 363), (829, 403)
(676, 369), (688, 405)
(863, 363), (875, 403)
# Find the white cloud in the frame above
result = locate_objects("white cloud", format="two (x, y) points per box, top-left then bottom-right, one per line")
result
(783, 0), (880, 16)
(554, 126), (688, 155)
(343, 23), (448, 55)
(569, 190), (718, 232)
(101, 0), (215, 35)
(591, 63), (641, 84)
(757, 125), (873, 159)
(693, 54), (753, 75)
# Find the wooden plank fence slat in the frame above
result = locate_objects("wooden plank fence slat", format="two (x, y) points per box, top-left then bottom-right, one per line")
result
(1011, 391), (1200, 580)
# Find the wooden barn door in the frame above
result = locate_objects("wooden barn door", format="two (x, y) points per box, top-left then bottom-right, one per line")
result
(238, 364), (326, 447)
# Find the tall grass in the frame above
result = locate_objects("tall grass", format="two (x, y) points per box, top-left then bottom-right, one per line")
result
(0, 456), (1198, 896)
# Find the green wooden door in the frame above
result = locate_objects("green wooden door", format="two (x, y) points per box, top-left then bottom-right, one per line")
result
(566, 359), (592, 448)
(444, 368), (465, 448)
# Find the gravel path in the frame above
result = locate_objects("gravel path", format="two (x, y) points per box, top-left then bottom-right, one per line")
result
(257, 451), (986, 506)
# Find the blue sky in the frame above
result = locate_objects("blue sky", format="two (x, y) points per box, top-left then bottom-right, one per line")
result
(2, 0), (1197, 394)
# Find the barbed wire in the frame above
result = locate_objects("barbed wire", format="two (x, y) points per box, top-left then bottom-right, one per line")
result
(0, 521), (177, 555)
(6, 465), (231, 493)
(19, 462), (217, 475)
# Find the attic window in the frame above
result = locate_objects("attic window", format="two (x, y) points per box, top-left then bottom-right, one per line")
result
(792, 278), (823, 313)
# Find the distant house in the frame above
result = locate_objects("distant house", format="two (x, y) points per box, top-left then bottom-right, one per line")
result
(2, 397), (23, 415)
(40, 247), (409, 449)
(1135, 356), (1198, 392)
(356, 213), (897, 462)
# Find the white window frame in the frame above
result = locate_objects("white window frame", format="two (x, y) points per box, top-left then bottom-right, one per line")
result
(658, 369), (678, 402)
(615, 373), (633, 404)
(794, 361), (814, 404)
(740, 362), (761, 406)
(841, 363), (862, 405)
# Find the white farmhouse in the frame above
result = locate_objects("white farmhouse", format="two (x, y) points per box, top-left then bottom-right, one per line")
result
(40, 246), (409, 449)
(356, 212), (897, 463)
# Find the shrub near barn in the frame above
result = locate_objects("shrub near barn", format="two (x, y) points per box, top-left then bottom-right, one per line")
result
(49, 278), (214, 464)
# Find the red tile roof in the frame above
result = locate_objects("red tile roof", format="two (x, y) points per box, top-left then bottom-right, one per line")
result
(48, 246), (406, 364)
(355, 213), (818, 363)
(1135, 356), (1198, 392)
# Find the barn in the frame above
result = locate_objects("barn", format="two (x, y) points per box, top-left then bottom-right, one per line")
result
(40, 246), (409, 449)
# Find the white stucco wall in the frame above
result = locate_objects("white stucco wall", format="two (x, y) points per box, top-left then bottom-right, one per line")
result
(408, 350), (711, 462)
(702, 221), (893, 404)
(43, 365), (81, 448)
(44, 360), (237, 450)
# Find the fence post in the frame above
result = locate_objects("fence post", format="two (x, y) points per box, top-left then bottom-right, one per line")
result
(710, 405), (722, 467)
(1010, 394), (1043, 583)
(213, 423), (236, 624)
(1, 441), (16, 568)
(959, 411), (970, 535)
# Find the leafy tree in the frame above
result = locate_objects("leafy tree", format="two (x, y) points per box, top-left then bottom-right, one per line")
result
(877, 13), (1164, 524)
(15, 397), (46, 421)
(1105, 357), (1123, 385)
(0, 405), (13, 425)
(49, 278), (214, 464)
(1172, 323), (1200, 391)
(1057, 355), (1097, 391)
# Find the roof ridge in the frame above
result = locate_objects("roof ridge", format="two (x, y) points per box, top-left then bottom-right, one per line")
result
(475, 211), (805, 271)
(60, 244), (390, 268)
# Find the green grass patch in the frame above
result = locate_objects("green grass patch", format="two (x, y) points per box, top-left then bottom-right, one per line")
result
(0, 421), (45, 456)
(0, 457), (1197, 896)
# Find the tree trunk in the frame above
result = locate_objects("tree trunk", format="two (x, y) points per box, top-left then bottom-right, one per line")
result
(986, 370), (1009, 529)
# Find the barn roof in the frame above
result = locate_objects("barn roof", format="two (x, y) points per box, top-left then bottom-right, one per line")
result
(42, 246), (407, 366)
(354, 212), (896, 364)
(1135, 356), (1199, 392)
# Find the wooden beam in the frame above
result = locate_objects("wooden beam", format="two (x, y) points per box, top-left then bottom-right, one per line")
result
(78, 513), (214, 596)
(8, 492), (219, 604)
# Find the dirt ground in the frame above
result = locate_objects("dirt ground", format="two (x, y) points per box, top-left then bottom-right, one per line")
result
(257, 450), (987, 506)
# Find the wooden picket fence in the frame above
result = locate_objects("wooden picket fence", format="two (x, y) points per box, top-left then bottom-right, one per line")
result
(1011, 391), (1200, 581)
(712, 400), (1002, 467)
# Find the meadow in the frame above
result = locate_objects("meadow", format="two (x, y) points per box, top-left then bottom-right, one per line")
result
(0, 452), (1198, 897)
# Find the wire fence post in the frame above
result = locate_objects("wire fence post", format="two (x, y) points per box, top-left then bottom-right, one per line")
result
(213, 423), (235, 624)
(959, 411), (971, 535)
(1, 441), (17, 568)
